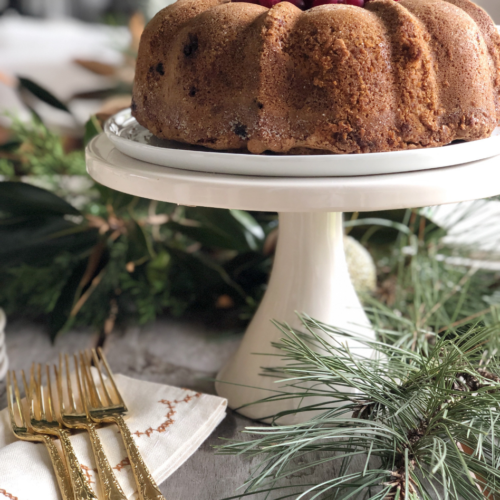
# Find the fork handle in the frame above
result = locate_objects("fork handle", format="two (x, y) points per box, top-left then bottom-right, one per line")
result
(57, 429), (98, 500)
(42, 434), (74, 500)
(113, 415), (166, 500)
(86, 423), (127, 500)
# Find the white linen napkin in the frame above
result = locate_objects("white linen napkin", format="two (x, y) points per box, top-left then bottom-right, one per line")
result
(0, 374), (227, 499)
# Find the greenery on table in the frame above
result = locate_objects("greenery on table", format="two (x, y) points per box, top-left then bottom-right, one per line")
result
(0, 114), (275, 339)
(0, 79), (277, 338)
(220, 316), (500, 500)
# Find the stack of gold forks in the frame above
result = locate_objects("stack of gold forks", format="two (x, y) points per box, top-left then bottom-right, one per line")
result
(6, 348), (166, 500)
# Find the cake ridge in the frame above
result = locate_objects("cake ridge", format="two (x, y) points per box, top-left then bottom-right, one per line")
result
(444, 0), (500, 119)
(366, 0), (440, 149)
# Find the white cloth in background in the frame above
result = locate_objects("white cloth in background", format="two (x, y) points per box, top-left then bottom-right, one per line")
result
(0, 374), (227, 500)
(0, 15), (130, 128)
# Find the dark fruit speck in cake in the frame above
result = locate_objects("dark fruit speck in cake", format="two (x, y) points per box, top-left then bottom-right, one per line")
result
(234, 123), (248, 139)
(184, 34), (199, 57)
(156, 62), (165, 75)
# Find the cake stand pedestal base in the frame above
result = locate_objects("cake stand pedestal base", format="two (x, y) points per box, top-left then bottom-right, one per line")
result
(215, 212), (374, 424)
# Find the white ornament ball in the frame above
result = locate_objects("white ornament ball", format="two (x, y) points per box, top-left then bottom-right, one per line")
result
(344, 236), (377, 295)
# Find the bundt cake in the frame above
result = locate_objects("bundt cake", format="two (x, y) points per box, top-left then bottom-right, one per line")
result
(132, 0), (500, 154)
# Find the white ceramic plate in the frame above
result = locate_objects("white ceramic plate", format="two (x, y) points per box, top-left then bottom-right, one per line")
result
(105, 109), (500, 178)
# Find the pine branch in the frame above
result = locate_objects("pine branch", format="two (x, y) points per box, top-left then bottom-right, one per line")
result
(219, 315), (500, 500)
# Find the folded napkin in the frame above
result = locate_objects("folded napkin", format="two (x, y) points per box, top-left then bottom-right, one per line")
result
(0, 375), (227, 499)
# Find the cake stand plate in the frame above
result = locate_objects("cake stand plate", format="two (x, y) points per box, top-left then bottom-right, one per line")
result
(87, 134), (500, 423)
(105, 109), (500, 178)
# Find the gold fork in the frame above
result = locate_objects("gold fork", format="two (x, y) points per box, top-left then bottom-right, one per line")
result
(29, 364), (98, 500)
(7, 370), (73, 500)
(81, 348), (166, 500)
(57, 353), (127, 500)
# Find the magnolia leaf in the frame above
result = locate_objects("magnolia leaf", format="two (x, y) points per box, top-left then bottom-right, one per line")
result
(0, 140), (22, 152)
(184, 208), (265, 251)
(167, 220), (244, 251)
(229, 209), (265, 239)
(49, 259), (88, 339)
(0, 182), (81, 216)
(17, 77), (71, 114)
(224, 251), (270, 289)
(0, 217), (98, 268)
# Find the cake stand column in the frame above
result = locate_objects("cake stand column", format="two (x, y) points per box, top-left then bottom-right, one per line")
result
(215, 211), (375, 424)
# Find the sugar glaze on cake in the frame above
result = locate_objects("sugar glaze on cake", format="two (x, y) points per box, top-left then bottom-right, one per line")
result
(132, 0), (500, 155)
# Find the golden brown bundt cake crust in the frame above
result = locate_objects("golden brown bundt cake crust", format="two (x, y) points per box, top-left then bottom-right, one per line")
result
(132, 0), (500, 155)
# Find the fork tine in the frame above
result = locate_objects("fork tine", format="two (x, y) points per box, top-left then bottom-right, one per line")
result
(90, 349), (112, 405)
(7, 371), (24, 428)
(74, 353), (89, 415)
(56, 354), (65, 415)
(93, 348), (117, 405)
(21, 370), (29, 402)
(20, 370), (35, 433)
(6, 371), (18, 428)
(97, 347), (125, 407)
(65, 354), (77, 412)
(36, 364), (46, 421)
(29, 365), (37, 421)
(12, 371), (26, 427)
(46, 365), (55, 422)
(83, 350), (105, 408)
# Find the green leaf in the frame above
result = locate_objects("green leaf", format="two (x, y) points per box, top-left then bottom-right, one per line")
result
(146, 250), (171, 292)
(182, 208), (266, 251)
(229, 209), (265, 248)
(127, 218), (154, 262)
(17, 77), (71, 114)
(167, 220), (244, 251)
(84, 115), (103, 146)
(0, 140), (22, 152)
(344, 209), (445, 245)
(49, 259), (88, 339)
(0, 182), (80, 216)
(0, 216), (98, 268)
(224, 251), (270, 290)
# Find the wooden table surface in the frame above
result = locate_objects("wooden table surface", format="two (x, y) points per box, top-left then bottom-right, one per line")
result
(0, 318), (353, 500)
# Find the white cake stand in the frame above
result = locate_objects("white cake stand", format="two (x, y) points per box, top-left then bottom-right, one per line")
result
(86, 134), (500, 424)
